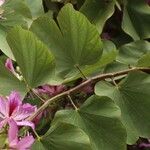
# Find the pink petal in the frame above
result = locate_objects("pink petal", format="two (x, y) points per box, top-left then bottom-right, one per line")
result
(0, 0), (5, 6)
(16, 120), (35, 129)
(5, 58), (16, 74)
(8, 91), (22, 116)
(22, 103), (37, 112)
(55, 85), (65, 94)
(13, 104), (36, 121)
(17, 135), (35, 150)
(0, 97), (7, 117)
(38, 84), (65, 96)
(8, 119), (18, 146)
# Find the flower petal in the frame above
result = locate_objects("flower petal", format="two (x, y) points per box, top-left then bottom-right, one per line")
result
(13, 104), (36, 121)
(8, 119), (18, 146)
(0, 97), (8, 117)
(0, 0), (5, 6)
(17, 135), (35, 150)
(8, 91), (22, 116)
(5, 58), (15, 73)
(16, 120), (35, 129)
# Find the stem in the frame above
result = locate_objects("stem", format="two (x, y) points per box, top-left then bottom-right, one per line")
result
(111, 77), (117, 86)
(67, 95), (78, 110)
(27, 67), (150, 121)
(33, 129), (41, 141)
(75, 64), (87, 79)
(31, 89), (45, 103)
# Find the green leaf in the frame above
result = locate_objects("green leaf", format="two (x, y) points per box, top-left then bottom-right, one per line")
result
(3, 0), (32, 18)
(80, 0), (115, 33)
(30, 4), (102, 76)
(53, 96), (127, 150)
(117, 40), (150, 66)
(0, 0), (31, 59)
(25, 0), (44, 19)
(95, 71), (150, 144)
(104, 61), (128, 74)
(0, 60), (26, 97)
(122, 0), (150, 40)
(6, 26), (55, 88)
(32, 123), (91, 150)
(137, 53), (150, 67)
(64, 40), (117, 82)
(0, 28), (14, 60)
(76, 40), (117, 77)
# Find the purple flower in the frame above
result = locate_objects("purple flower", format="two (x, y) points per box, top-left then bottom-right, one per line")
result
(8, 119), (34, 150)
(36, 84), (65, 97)
(5, 58), (15, 74)
(5, 58), (21, 79)
(0, 0), (5, 6)
(139, 143), (150, 148)
(0, 91), (36, 129)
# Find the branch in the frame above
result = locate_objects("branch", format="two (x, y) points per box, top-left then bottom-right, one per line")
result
(27, 67), (150, 121)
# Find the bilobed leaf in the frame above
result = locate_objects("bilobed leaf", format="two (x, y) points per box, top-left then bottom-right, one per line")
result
(32, 123), (91, 150)
(30, 4), (102, 76)
(53, 96), (127, 150)
(95, 71), (150, 144)
(117, 40), (150, 66)
(0, 60), (26, 97)
(80, 0), (115, 33)
(122, 0), (150, 40)
(6, 26), (55, 88)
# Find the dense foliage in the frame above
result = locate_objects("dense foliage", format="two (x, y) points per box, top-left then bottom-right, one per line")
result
(0, 0), (150, 149)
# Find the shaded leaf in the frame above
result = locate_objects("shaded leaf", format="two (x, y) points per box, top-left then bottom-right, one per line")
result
(80, 0), (115, 33)
(117, 40), (150, 66)
(32, 123), (91, 150)
(95, 71), (150, 144)
(122, 0), (150, 40)
(137, 53), (150, 67)
(53, 95), (126, 150)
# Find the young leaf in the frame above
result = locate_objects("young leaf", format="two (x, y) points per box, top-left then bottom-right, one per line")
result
(95, 71), (150, 144)
(52, 96), (127, 150)
(30, 4), (102, 76)
(32, 123), (91, 150)
(6, 26), (55, 88)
